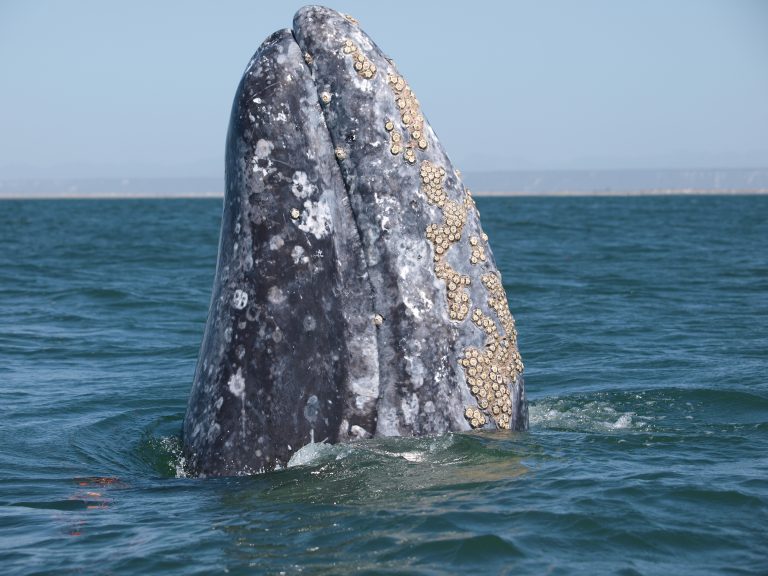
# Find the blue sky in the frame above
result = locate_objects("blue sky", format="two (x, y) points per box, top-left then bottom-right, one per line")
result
(1, 0), (766, 178)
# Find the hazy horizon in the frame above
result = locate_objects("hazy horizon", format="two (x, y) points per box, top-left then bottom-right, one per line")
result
(1, 0), (767, 181)
(3, 168), (768, 199)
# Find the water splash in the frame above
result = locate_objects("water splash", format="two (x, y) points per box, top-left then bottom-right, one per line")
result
(530, 396), (649, 432)
(135, 433), (189, 478)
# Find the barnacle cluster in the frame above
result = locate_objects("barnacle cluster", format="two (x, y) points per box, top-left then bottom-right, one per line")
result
(387, 73), (427, 163)
(420, 162), (447, 205)
(417, 161), (521, 429)
(434, 261), (470, 321)
(384, 119), (404, 156)
(420, 161), (471, 321)
(481, 273), (523, 375)
(458, 273), (524, 429)
(425, 200), (467, 259)
(469, 235), (487, 265)
(464, 406), (487, 428)
(342, 40), (376, 79)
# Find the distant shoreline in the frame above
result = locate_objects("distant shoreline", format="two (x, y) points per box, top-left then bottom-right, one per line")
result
(1, 188), (767, 200)
(474, 188), (768, 197)
(3, 169), (767, 199)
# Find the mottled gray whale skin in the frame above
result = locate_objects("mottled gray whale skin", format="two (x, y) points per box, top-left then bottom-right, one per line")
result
(183, 7), (526, 476)
(182, 28), (379, 476)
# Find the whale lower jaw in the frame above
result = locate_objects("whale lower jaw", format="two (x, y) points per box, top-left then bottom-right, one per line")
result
(182, 6), (527, 477)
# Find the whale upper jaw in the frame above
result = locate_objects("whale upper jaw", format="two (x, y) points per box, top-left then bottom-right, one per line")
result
(182, 5), (527, 477)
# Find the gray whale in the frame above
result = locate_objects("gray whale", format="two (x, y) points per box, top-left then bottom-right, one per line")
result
(183, 6), (527, 476)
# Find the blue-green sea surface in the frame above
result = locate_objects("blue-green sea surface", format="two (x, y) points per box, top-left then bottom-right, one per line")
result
(1, 196), (766, 575)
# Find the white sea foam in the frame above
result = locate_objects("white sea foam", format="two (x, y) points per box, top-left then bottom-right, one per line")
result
(152, 435), (189, 479)
(287, 441), (339, 468)
(529, 398), (648, 432)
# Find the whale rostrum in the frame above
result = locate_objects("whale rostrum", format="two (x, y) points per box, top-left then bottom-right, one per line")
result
(183, 6), (527, 476)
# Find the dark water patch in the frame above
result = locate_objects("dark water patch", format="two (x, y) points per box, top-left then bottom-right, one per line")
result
(10, 500), (102, 512)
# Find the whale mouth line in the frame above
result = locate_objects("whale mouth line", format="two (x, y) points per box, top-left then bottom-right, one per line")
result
(290, 26), (380, 307)
(289, 25), (388, 435)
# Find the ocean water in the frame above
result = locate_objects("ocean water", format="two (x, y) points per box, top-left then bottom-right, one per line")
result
(1, 195), (766, 575)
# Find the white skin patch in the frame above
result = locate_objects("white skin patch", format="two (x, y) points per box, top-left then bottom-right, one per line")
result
(350, 73), (374, 93)
(401, 394), (420, 425)
(252, 137), (275, 174)
(350, 425), (370, 439)
(297, 198), (332, 240)
(350, 376), (378, 399)
(254, 139), (273, 159)
(228, 369), (245, 397)
(269, 235), (285, 250)
(291, 245), (306, 265)
(402, 293), (422, 320)
(355, 394), (375, 411)
(291, 171), (316, 200)
(303, 394), (319, 424)
(232, 289), (248, 310)
(268, 286), (286, 304)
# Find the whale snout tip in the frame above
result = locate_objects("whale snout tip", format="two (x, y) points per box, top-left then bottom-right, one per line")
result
(293, 4), (349, 28)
